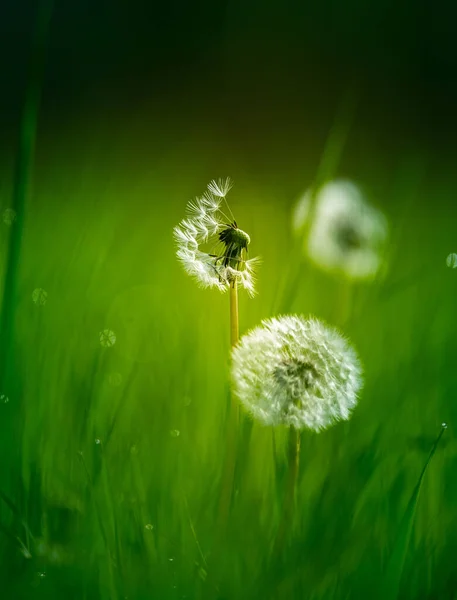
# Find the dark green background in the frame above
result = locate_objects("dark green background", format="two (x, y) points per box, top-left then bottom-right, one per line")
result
(0, 1), (457, 598)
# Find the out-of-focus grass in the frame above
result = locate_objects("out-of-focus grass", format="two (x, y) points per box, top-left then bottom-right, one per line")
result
(0, 108), (456, 600)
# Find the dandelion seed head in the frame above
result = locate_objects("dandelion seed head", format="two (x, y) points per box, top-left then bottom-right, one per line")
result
(231, 315), (363, 432)
(293, 180), (388, 280)
(173, 178), (259, 294)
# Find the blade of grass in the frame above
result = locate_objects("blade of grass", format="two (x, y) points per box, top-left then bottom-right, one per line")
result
(380, 423), (447, 599)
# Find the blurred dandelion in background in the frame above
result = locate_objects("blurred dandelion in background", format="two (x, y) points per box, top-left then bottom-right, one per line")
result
(173, 178), (260, 296)
(2, 208), (17, 226)
(99, 328), (116, 348)
(292, 180), (388, 280)
(231, 314), (363, 432)
(32, 287), (48, 305)
(446, 253), (457, 268)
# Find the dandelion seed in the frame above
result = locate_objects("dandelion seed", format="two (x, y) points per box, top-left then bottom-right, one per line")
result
(293, 180), (388, 280)
(2, 208), (16, 226)
(207, 177), (233, 198)
(32, 288), (48, 305)
(173, 178), (259, 296)
(446, 253), (457, 269)
(231, 315), (363, 432)
(170, 429), (180, 438)
(99, 329), (116, 348)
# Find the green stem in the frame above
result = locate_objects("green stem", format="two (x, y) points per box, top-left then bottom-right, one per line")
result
(273, 426), (301, 558)
(217, 280), (240, 533)
(0, 0), (54, 388)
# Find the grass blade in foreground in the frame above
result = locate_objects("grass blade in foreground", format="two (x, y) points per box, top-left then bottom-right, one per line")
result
(380, 423), (447, 600)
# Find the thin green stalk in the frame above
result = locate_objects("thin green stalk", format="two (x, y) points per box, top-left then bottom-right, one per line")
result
(0, 0), (54, 574)
(0, 0), (54, 387)
(217, 280), (240, 533)
(272, 426), (301, 558)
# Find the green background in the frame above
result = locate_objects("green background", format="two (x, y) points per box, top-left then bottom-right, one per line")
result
(1, 0), (457, 598)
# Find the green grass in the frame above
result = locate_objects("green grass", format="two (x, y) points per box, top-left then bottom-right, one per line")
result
(0, 110), (456, 600)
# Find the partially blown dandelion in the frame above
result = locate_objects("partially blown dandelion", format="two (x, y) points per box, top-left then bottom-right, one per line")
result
(293, 180), (388, 280)
(174, 178), (259, 539)
(173, 178), (259, 296)
(232, 315), (363, 432)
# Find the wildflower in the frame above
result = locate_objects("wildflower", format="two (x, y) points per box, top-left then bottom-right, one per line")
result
(293, 180), (388, 279)
(231, 315), (363, 432)
(173, 178), (259, 296)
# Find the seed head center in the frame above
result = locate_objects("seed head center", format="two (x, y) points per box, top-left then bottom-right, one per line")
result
(335, 222), (364, 251)
(273, 359), (320, 397)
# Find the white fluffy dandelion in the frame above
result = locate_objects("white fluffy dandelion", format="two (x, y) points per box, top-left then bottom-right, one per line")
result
(173, 178), (259, 296)
(231, 315), (363, 432)
(293, 180), (388, 280)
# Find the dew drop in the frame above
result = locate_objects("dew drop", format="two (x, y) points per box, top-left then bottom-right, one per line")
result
(145, 523), (153, 531)
(170, 429), (180, 438)
(99, 329), (116, 348)
(107, 372), (122, 386)
(3, 208), (17, 226)
(32, 288), (48, 306)
(95, 438), (101, 445)
(1, 394), (9, 403)
(446, 253), (457, 269)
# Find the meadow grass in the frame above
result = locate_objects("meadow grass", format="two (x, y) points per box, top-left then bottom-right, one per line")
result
(0, 112), (456, 600)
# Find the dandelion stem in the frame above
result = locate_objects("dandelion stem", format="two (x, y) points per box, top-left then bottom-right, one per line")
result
(230, 279), (239, 346)
(273, 426), (301, 559)
(217, 280), (240, 535)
